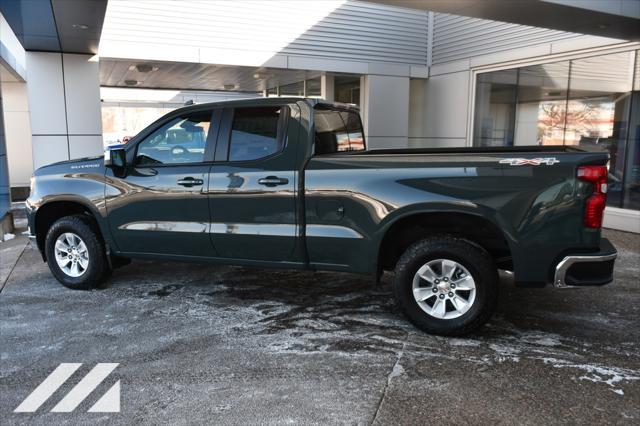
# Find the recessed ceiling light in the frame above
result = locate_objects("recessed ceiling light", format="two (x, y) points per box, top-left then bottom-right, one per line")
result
(124, 79), (139, 86)
(131, 63), (158, 73)
(72, 23), (90, 30)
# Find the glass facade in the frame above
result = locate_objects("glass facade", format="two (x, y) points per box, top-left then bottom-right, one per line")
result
(335, 76), (360, 105)
(266, 77), (323, 98)
(473, 50), (640, 210)
(265, 75), (361, 105)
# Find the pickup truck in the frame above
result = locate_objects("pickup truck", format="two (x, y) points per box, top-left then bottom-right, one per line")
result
(26, 98), (617, 335)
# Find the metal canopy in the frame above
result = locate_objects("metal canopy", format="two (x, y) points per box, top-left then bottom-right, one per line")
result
(0, 0), (107, 54)
(365, 0), (640, 41)
(99, 58), (326, 92)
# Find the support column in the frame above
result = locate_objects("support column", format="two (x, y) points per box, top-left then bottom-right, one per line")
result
(25, 52), (103, 169)
(1, 78), (32, 195)
(0, 77), (10, 221)
(360, 74), (409, 149)
(321, 74), (334, 102)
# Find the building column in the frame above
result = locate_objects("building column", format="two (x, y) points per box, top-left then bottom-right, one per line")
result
(25, 52), (103, 169)
(321, 74), (334, 102)
(360, 74), (409, 149)
(1, 78), (32, 196)
(0, 78), (10, 222)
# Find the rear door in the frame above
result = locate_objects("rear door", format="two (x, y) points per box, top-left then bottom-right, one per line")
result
(208, 103), (302, 262)
(106, 108), (219, 257)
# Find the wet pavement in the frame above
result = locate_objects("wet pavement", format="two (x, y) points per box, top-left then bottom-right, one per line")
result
(1, 229), (638, 425)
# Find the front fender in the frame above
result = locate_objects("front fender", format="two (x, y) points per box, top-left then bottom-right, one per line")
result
(27, 170), (113, 254)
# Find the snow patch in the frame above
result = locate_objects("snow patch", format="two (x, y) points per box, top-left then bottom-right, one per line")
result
(541, 357), (640, 393)
(389, 363), (405, 380)
(448, 338), (481, 347)
(489, 343), (521, 363)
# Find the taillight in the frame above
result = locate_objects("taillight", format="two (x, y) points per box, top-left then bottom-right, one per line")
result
(577, 165), (607, 228)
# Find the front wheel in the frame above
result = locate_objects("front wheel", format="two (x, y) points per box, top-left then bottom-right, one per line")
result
(393, 235), (498, 336)
(45, 215), (110, 290)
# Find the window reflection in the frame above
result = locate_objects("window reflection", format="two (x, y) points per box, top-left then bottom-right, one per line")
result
(229, 107), (282, 162)
(473, 69), (517, 147)
(314, 107), (365, 154)
(566, 52), (634, 206)
(518, 62), (570, 146)
(473, 50), (640, 210)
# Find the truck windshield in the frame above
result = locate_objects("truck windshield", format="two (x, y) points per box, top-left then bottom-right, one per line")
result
(314, 107), (365, 154)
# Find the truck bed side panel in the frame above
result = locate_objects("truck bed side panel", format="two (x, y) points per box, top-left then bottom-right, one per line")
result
(304, 150), (607, 283)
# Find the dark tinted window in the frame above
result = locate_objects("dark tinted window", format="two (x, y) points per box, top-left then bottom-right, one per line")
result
(136, 111), (212, 165)
(229, 107), (282, 161)
(314, 108), (365, 154)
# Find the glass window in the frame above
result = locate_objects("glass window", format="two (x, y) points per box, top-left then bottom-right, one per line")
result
(516, 61), (570, 146)
(625, 90), (640, 210)
(279, 81), (304, 96)
(136, 111), (212, 165)
(229, 107), (282, 161)
(623, 50), (640, 210)
(473, 69), (518, 147)
(335, 76), (361, 106)
(306, 77), (321, 97)
(266, 87), (278, 97)
(314, 107), (365, 154)
(473, 62), (571, 147)
(567, 51), (635, 207)
(472, 51), (640, 210)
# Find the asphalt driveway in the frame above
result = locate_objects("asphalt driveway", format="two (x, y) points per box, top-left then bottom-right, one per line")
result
(1, 229), (639, 425)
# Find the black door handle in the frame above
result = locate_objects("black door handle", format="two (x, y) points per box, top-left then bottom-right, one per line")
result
(177, 177), (204, 187)
(258, 176), (289, 187)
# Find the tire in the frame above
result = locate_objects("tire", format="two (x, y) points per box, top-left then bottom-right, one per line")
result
(393, 235), (498, 336)
(44, 215), (110, 290)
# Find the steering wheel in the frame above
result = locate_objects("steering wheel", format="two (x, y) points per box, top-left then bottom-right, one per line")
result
(171, 145), (188, 156)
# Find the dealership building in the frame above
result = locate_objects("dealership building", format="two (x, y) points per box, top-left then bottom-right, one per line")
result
(0, 0), (639, 233)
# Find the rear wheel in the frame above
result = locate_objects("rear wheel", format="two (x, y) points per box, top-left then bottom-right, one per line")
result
(393, 235), (498, 336)
(45, 215), (110, 290)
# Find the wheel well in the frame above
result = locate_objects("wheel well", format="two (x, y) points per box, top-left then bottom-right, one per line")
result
(378, 212), (512, 271)
(34, 201), (101, 258)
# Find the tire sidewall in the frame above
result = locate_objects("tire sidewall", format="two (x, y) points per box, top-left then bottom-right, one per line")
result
(394, 238), (497, 335)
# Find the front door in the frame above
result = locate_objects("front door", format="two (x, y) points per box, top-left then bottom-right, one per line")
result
(106, 108), (218, 258)
(208, 104), (300, 262)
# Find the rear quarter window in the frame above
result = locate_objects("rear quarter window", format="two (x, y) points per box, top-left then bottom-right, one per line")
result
(314, 107), (365, 154)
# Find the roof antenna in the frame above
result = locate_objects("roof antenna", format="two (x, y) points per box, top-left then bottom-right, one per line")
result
(184, 99), (194, 106)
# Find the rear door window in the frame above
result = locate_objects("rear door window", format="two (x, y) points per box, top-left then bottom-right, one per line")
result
(314, 107), (365, 154)
(229, 107), (283, 161)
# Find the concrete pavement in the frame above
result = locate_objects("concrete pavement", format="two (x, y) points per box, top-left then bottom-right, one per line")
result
(1, 229), (638, 425)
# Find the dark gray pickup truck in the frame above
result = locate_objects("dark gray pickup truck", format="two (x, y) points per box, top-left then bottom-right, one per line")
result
(26, 98), (617, 335)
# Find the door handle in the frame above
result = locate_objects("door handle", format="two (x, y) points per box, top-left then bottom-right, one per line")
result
(258, 176), (289, 187)
(177, 177), (204, 187)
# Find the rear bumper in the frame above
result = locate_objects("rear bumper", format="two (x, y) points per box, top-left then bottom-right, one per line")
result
(552, 238), (617, 288)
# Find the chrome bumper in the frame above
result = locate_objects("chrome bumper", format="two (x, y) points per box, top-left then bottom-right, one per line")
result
(553, 239), (617, 288)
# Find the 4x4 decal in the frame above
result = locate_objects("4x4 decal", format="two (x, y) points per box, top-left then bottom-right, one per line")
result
(499, 157), (560, 166)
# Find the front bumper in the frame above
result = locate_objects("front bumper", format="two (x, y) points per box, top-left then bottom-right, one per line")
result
(553, 238), (617, 288)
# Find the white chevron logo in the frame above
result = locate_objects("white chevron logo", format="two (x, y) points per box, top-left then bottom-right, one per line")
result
(14, 363), (120, 413)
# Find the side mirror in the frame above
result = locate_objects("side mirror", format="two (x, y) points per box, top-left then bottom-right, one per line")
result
(105, 147), (126, 167)
(105, 147), (127, 175)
